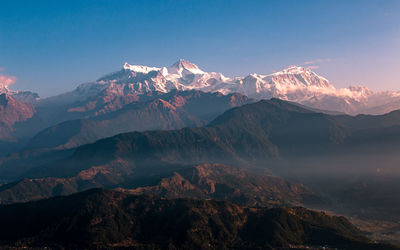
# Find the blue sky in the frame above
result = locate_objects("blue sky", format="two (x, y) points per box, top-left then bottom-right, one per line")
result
(0, 0), (399, 97)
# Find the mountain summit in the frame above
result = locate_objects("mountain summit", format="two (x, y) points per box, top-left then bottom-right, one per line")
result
(167, 59), (205, 75)
(0, 75), (39, 103)
(123, 62), (160, 73)
(269, 65), (333, 88)
(39, 60), (400, 115)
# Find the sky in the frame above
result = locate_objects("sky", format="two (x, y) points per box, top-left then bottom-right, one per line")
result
(0, 0), (399, 97)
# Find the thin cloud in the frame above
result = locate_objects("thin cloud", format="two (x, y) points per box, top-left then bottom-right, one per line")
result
(307, 65), (320, 69)
(0, 68), (4, 72)
(302, 58), (331, 65)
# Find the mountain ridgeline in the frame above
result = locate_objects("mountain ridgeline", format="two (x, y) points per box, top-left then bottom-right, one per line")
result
(1, 98), (400, 194)
(0, 164), (313, 207)
(0, 188), (393, 249)
(41, 60), (400, 115)
(26, 90), (254, 150)
(16, 99), (330, 179)
(0, 90), (253, 180)
(4, 60), (400, 154)
(24, 97), (400, 180)
(0, 97), (397, 227)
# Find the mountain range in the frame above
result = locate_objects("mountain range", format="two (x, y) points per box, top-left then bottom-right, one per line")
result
(2, 98), (400, 220)
(1, 60), (400, 247)
(37, 59), (400, 115)
(26, 90), (253, 150)
(2, 59), (400, 153)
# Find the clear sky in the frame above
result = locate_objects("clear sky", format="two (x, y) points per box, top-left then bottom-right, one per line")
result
(0, 0), (399, 97)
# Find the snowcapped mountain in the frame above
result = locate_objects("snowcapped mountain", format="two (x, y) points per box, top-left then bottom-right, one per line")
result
(0, 77), (40, 104)
(38, 60), (400, 115)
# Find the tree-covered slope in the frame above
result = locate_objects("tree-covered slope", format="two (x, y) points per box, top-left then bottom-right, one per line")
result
(0, 188), (393, 249)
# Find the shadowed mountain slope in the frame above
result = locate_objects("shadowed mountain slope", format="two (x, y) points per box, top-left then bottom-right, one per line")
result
(26, 90), (253, 150)
(0, 164), (312, 207)
(2, 98), (400, 224)
(124, 163), (313, 207)
(24, 99), (349, 179)
(0, 90), (253, 179)
(0, 188), (393, 249)
(0, 93), (36, 155)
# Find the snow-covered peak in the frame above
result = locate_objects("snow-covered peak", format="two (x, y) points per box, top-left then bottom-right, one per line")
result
(167, 59), (205, 75)
(170, 59), (200, 70)
(0, 76), (40, 103)
(54, 60), (400, 115)
(265, 65), (333, 89)
(123, 62), (160, 74)
(0, 74), (16, 93)
(242, 73), (266, 82)
(272, 66), (312, 75)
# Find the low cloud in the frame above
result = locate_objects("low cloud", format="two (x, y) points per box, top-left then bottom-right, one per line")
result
(0, 74), (17, 87)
